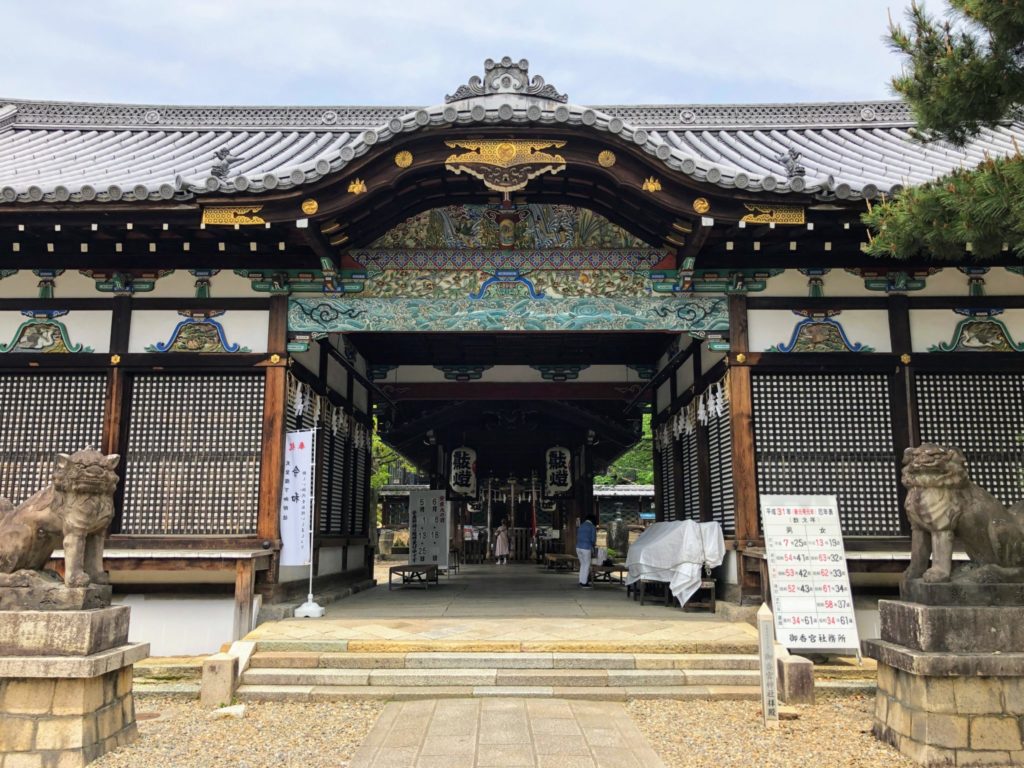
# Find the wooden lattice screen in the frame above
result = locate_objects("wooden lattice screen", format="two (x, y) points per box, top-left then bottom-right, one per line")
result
(657, 444), (676, 520)
(0, 374), (107, 505)
(916, 373), (1024, 506)
(121, 374), (265, 535)
(707, 400), (736, 535)
(352, 445), (368, 537)
(680, 429), (701, 520)
(752, 373), (901, 536)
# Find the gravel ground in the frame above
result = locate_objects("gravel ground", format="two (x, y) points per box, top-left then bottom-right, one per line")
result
(91, 692), (906, 768)
(91, 696), (385, 768)
(627, 692), (915, 768)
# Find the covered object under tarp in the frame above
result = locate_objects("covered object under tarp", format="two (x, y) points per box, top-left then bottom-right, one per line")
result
(625, 521), (725, 605)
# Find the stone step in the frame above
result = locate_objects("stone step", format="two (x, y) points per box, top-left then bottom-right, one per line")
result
(252, 639), (760, 655)
(240, 667), (761, 688)
(247, 651), (760, 671)
(235, 683), (763, 702)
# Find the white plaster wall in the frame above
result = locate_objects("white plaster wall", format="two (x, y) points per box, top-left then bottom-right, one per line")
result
(348, 545), (365, 571)
(677, 357), (694, 394)
(56, 271), (104, 298)
(114, 594), (235, 656)
(910, 308), (1024, 352)
(128, 310), (268, 353)
(213, 270), (261, 297)
(279, 565), (311, 583)
(758, 268), (876, 298)
(292, 347), (321, 377)
(0, 271), (44, 299)
(719, 550), (738, 585)
(656, 381), (669, 413)
(353, 381), (369, 413)
(757, 270), (808, 297)
(0, 310), (111, 353)
(701, 343), (726, 374)
(146, 270), (193, 298)
(318, 547), (345, 575)
(748, 309), (890, 352)
(914, 268), (966, 297)
(986, 268), (1024, 296)
(326, 355), (349, 397)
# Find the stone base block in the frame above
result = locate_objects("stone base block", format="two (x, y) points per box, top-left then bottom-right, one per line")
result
(866, 600), (1024, 766)
(0, 606), (129, 656)
(0, 642), (148, 767)
(902, 576), (1024, 607)
(0, 570), (112, 611)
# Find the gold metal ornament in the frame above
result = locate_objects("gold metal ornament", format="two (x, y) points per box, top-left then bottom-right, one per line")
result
(642, 177), (662, 193)
(301, 199), (319, 215)
(201, 206), (266, 226)
(394, 151), (414, 168)
(347, 179), (368, 195)
(693, 198), (711, 214)
(740, 203), (805, 225)
(735, 353), (747, 363)
(900, 353), (912, 365)
(110, 354), (121, 366)
(597, 150), (616, 168)
(270, 354), (281, 364)
(444, 139), (566, 193)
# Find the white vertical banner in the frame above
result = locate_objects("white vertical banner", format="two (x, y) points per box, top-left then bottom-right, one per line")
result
(280, 429), (316, 567)
(409, 489), (449, 569)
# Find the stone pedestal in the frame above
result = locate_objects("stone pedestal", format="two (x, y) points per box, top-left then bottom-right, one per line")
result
(0, 606), (149, 767)
(864, 596), (1024, 767)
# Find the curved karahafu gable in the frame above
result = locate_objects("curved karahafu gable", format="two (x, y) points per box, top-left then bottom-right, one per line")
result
(1, 57), (1022, 206)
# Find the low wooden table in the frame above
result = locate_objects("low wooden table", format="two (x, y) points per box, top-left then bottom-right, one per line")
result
(591, 564), (628, 584)
(543, 553), (579, 571)
(388, 564), (439, 590)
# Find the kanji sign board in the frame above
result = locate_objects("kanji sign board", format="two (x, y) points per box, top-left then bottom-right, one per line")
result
(409, 489), (450, 570)
(760, 495), (860, 654)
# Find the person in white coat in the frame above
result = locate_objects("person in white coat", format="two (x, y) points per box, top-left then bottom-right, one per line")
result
(494, 520), (510, 565)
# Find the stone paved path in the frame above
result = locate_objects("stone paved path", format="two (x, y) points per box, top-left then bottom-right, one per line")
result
(350, 698), (667, 768)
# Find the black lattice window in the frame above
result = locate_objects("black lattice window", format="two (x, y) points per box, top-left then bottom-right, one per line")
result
(122, 374), (265, 535)
(916, 373), (1024, 506)
(680, 429), (701, 520)
(658, 443), (676, 520)
(708, 402), (736, 535)
(352, 443), (368, 537)
(0, 374), (106, 505)
(752, 373), (900, 536)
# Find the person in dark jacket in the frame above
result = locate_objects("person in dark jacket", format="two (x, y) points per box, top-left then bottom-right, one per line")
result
(576, 514), (597, 588)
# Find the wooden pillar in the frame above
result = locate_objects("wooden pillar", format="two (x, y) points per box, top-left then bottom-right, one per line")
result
(256, 296), (288, 583)
(888, 294), (916, 535)
(728, 294), (760, 599)
(105, 296), (132, 534)
(233, 559), (256, 641)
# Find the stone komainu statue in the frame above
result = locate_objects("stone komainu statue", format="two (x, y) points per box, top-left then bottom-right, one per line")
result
(0, 449), (119, 587)
(903, 444), (1024, 583)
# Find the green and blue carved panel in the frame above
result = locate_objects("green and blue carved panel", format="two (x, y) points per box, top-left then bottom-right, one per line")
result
(288, 296), (729, 334)
(929, 311), (1024, 352)
(145, 311), (251, 353)
(768, 316), (874, 353)
(0, 310), (94, 354)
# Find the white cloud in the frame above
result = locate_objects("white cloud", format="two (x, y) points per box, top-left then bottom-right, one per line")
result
(2, 0), (931, 105)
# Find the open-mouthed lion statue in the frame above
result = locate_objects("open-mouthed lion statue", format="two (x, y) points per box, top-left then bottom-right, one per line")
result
(0, 449), (119, 588)
(903, 444), (1024, 584)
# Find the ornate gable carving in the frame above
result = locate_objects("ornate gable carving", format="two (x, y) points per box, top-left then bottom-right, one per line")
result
(446, 57), (568, 103)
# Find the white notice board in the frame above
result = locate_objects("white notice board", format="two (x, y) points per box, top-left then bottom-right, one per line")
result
(760, 495), (859, 654)
(280, 429), (316, 567)
(409, 490), (450, 570)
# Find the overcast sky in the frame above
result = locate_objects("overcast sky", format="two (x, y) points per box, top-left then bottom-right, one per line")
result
(3, 0), (938, 106)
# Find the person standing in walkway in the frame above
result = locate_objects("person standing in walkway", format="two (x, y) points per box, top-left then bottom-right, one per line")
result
(576, 514), (596, 588)
(494, 519), (510, 565)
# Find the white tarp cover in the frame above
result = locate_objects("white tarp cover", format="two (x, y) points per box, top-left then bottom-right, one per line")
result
(625, 520), (725, 606)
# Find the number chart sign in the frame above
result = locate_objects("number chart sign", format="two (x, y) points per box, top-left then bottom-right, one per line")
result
(409, 489), (450, 570)
(760, 495), (860, 653)
(280, 429), (316, 567)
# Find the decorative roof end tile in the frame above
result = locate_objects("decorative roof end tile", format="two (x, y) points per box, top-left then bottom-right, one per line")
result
(445, 57), (568, 104)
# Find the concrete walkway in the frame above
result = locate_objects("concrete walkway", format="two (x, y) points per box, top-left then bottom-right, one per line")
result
(246, 563), (758, 653)
(350, 698), (667, 768)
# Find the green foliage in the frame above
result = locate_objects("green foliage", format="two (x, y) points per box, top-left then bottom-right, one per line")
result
(862, 153), (1024, 260)
(369, 419), (417, 492)
(888, 1), (1024, 146)
(865, 1), (1024, 261)
(594, 414), (654, 485)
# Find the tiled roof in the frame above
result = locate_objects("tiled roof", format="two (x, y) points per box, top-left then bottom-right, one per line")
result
(1, 59), (1020, 206)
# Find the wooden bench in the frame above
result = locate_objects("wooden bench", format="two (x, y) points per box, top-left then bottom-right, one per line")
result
(543, 553), (579, 571)
(632, 578), (716, 611)
(591, 564), (628, 584)
(388, 563), (439, 590)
